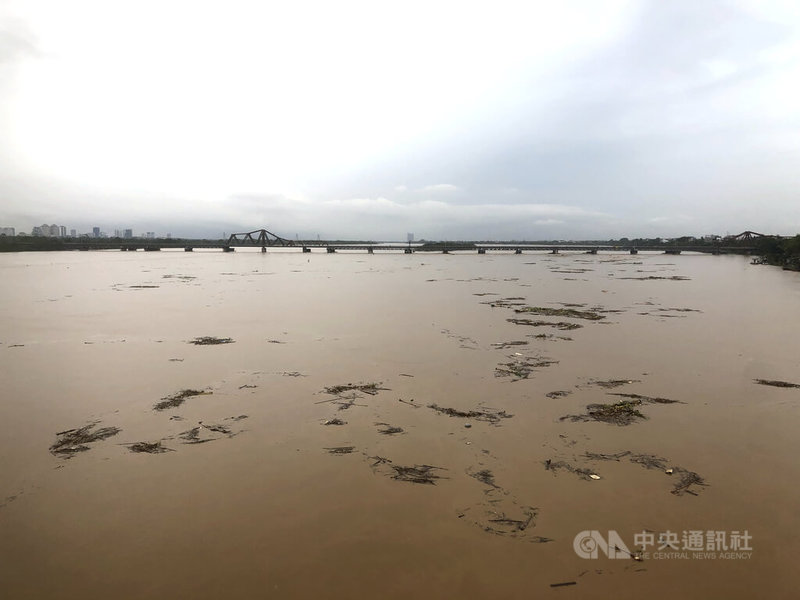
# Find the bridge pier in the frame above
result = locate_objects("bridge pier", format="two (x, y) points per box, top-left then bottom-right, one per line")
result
(302, 246), (311, 253)
(665, 249), (681, 255)
(404, 248), (413, 254)
(261, 246), (267, 253)
(368, 248), (374, 254)
(515, 248), (522, 254)
(327, 247), (336, 253)
(184, 247), (193, 252)
(630, 248), (638, 255)
(223, 247), (234, 253)
(442, 249), (449, 254)
(477, 248), (486, 254)
(587, 248), (598, 255)
(551, 249), (559, 254)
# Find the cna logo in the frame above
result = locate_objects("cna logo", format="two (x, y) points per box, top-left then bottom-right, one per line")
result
(573, 530), (632, 559)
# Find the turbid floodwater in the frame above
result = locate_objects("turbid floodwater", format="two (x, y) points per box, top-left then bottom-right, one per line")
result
(1, 249), (799, 599)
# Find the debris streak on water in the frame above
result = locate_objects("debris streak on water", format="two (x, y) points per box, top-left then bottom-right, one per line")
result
(0, 249), (799, 599)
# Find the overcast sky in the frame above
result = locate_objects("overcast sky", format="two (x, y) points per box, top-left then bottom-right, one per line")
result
(1, 0), (798, 240)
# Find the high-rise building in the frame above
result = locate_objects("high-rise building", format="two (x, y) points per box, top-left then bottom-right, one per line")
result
(32, 226), (43, 236)
(93, 227), (100, 238)
(70, 229), (76, 237)
(123, 229), (133, 239)
(146, 232), (155, 239)
(59, 226), (67, 237)
(0, 227), (15, 236)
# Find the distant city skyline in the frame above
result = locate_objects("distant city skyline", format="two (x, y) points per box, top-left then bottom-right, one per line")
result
(1, 1), (799, 240)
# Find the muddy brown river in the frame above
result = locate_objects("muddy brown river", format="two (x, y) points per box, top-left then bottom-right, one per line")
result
(1, 249), (798, 599)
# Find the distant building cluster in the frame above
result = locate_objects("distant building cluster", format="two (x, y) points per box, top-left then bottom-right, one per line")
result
(31, 224), (68, 237)
(0, 224), (169, 239)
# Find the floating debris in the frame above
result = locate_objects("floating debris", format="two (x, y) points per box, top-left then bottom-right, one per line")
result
(325, 446), (356, 455)
(428, 403), (513, 425)
(189, 336), (235, 345)
(754, 379), (800, 389)
(591, 379), (639, 389)
(468, 468), (500, 489)
(543, 459), (597, 480)
(583, 451), (707, 496)
(323, 382), (387, 396)
(390, 464), (446, 485)
(546, 391), (571, 399)
(491, 341), (529, 349)
(495, 355), (558, 380)
(671, 469), (707, 496)
(507, 318), (582, 331)
(50, 423), (121, 458)
(128, 285), (160, 289)
(267, 339), (286, 344)
(153, 389), (209, 411)
(618, 276), (690, 281)
(482, 297), (527, 308)
(323, 418), (347, 426)
(376, 422), (404, 435)
(484, 507), (537, 535)
(125, 441), (172, 454)
(607, 392), (683, 404)
(238, 384), (257, 389)
(179, 422), (235, 444)
(514, 306), (605, 321)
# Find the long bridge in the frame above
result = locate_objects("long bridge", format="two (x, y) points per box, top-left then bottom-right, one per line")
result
(57, 228), (761, 255)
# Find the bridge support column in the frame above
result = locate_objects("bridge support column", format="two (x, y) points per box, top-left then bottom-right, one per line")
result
(587, 248), (598, 255)
(515, 248), (522, 254)
(261, 246), (267, 253)
(404, 248), (413, 254)
(184, 247), (193, 252)
(477, 248), (486, 254)
(665, 249), (681, 255)
(368, 248), (374, 254)
(442, 249), (449, 254)
(630, 248), (638, 255)
(302, 246), (311, 253)
(551, 249), (559, 254)
(223, 247), (234, 253)
(327, 247), (336, 253)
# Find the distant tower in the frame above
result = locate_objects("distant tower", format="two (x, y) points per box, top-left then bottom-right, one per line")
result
(92, 227), (100, 238)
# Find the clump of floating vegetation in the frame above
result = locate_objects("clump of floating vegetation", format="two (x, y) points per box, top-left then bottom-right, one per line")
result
(50, 423), (121, 457)
(507, 318), (582, 330)
(754, 378), (800, 389)
(607, 392), (683, 404)
(390, 464), (446, 485)
(428, 403), (513, 425)
(590, 379), (639, 389)
(153, 389), (209, 411)
(125, 441), (173, 454)
(495, 356), (558, 380)
(189, 336), (234, 345)
(514, 306), (605, 321)
(376, 422), (404, 435)
(325, 446), (356, 455)
(323, 382), (387, 396)
(468, 468), (500, 489)
(562, 399), (646, 426)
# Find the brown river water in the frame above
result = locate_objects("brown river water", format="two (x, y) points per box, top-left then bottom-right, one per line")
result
(1, 249), (799, 599)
